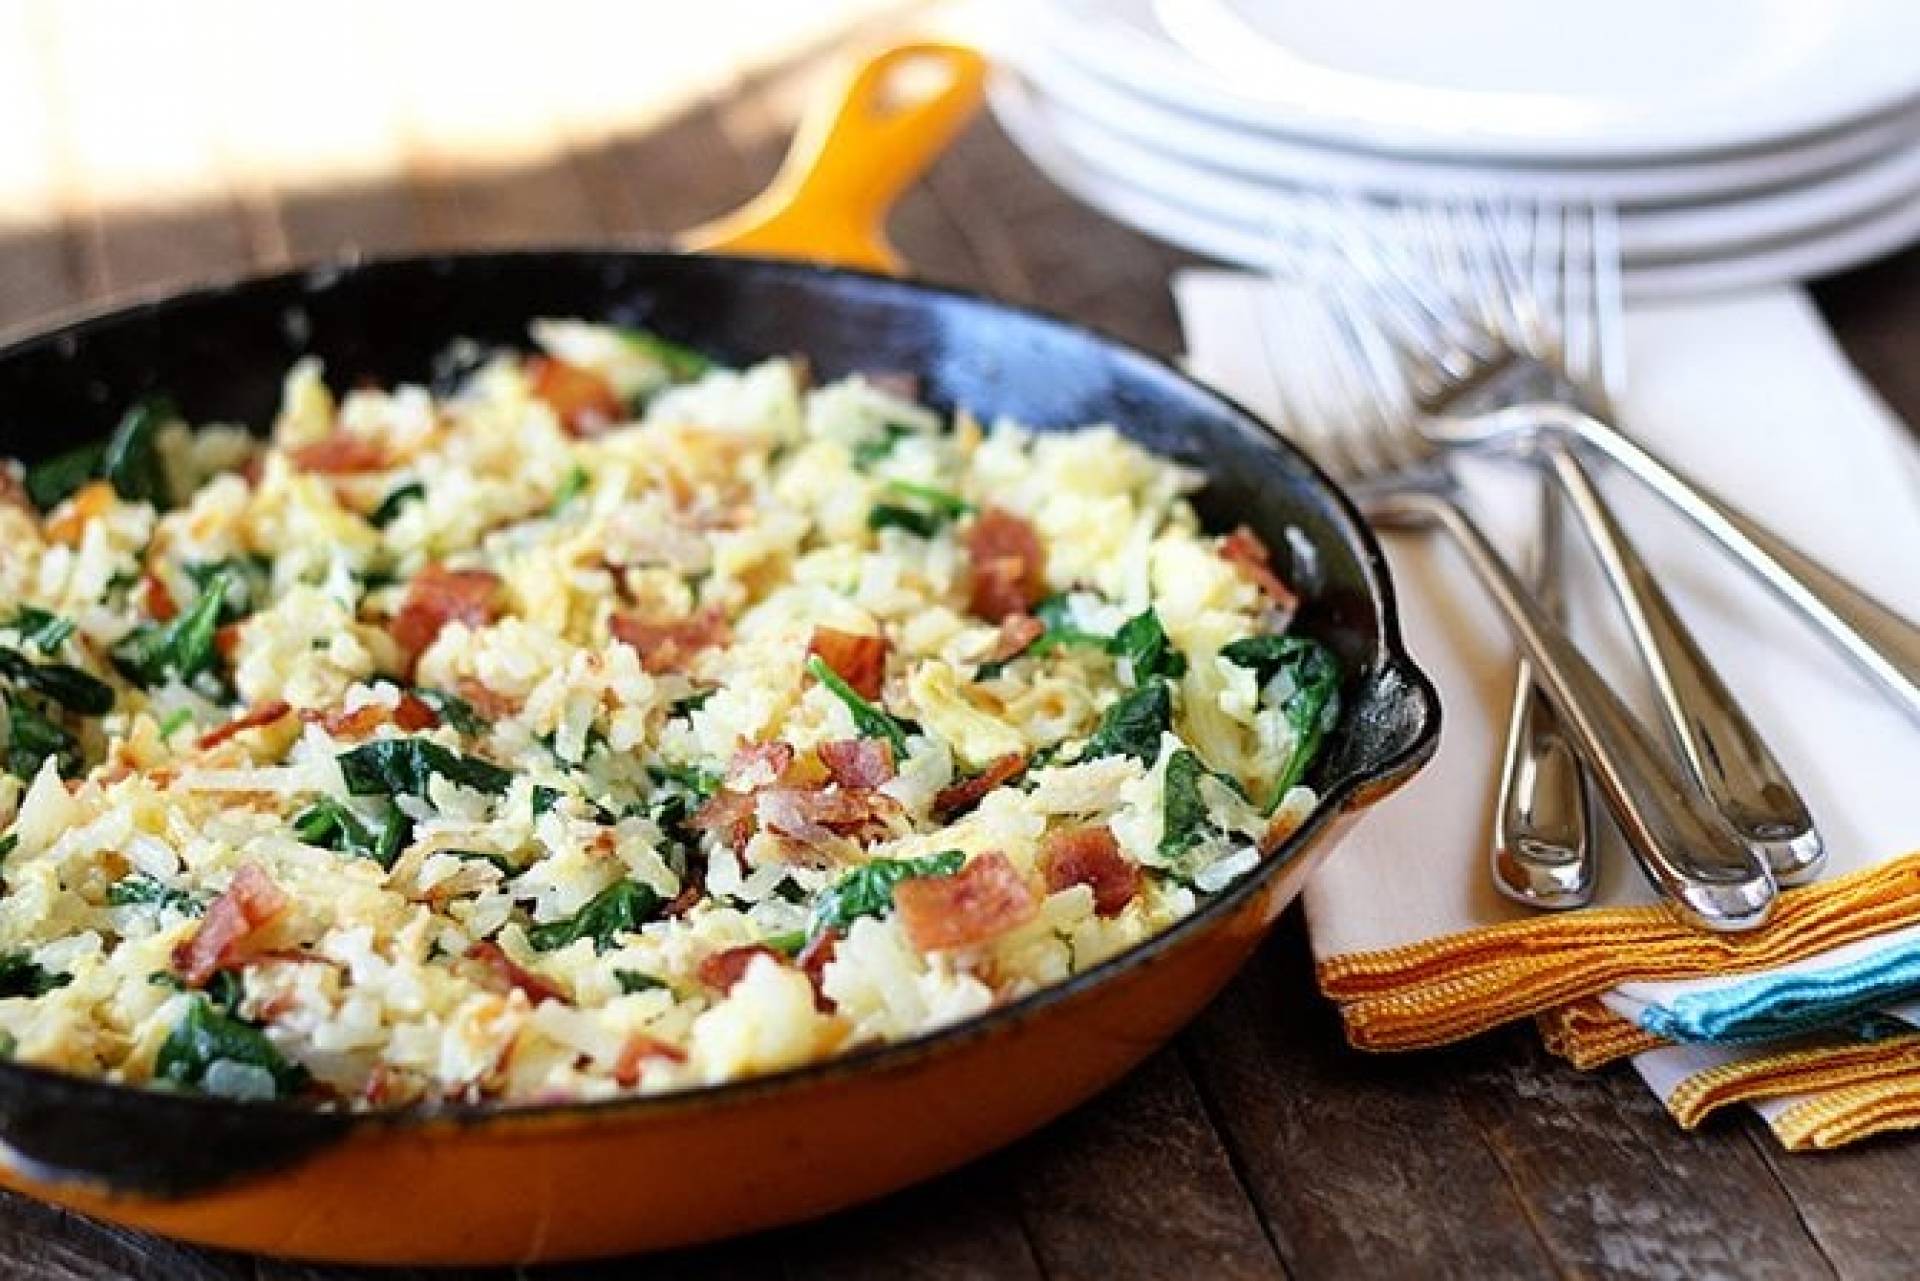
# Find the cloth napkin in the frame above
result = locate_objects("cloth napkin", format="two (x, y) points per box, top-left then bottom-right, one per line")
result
(1174, 273), (1920, 1146)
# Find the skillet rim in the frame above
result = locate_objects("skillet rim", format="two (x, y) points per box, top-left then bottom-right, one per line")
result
(0, 248), (1440, 1141)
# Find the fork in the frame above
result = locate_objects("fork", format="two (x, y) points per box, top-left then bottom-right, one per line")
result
(1303, 197), (1825, 887)
(1257, 278), (1776, 932)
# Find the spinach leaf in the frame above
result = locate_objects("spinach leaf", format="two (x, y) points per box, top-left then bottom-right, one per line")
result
(1158, 749), (1214, 870)
(23, 443), (105, 512)
(413, 686), (484, 735)
(291, 796), (409, 868)
(7, 607), (75, 653)
(4, 697), (76, 780)
(1221, 635), (1342, 798)
(101, 397), (175, 507)
(338, 738), (512, 799)
(668, 687), (716, 719)
(155, 993), (308, 1099)
(550, 464), (590, 514)
(0, 832), (15, 861)
(108, 873), (205, 914)
(112, 574), (227, 688)
(851, 422), (914, 469)
(1111, 609), (1187, 684)
(615, 970), (668, 994)
(809, 850), (964, 938)
(157, 707), (193, 740)
(527, 880), (662, 952)
(0, 951), (69, 998)
(1082, 680), (1172, 765)
(807, 654), (910, 756)
(885, 480), (971, 517)
(368, 481), (425, 528)
(648, 760), (720, 800)
(1029, 594), (1110, 655)
(867, 503), (943, 538)
(0, 650), (114, 716)
(182, 557), (270, 623)
(619, 328), (712, 384)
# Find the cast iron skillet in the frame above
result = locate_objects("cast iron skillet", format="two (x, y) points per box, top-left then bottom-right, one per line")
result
(0, 250), (1439, 1261)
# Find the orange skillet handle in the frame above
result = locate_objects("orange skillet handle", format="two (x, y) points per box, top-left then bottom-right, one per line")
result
(679, 41), (987, 275)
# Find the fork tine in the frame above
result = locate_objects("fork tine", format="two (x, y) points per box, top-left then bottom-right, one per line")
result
(1559, 205), (1595, 388)
(1591, 203), (1628, 410)
(1256, 279), (1359, 483)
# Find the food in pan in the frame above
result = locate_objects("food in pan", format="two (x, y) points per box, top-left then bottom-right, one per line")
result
(0, 323), (1335, 1107)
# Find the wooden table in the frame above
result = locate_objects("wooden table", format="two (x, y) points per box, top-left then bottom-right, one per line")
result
(3, 24), (1919, 1281)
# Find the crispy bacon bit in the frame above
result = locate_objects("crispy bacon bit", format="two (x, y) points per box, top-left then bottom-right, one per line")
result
(172, 864), (287, 986)
(894, 851), (1038, 952)
(391, 564), (502, 669)
(465, 940), (568, 1007)
(45, 480), (115, 546)
(287, 434), (390, 475)
(726, 741), (795, 792)
(455, 678), (521, 720)
(985, 612), (1045, 665)
(215, 622), (244, 661)
(142, 572), (180, 622)
(689, 790), (758, 852)
(1039, 825), (1141, 917)
(527, 355), (624, 437)
(196, 700), (292, 750)
(818, 738), (895, 789)
(757, 786), (900, 846)
(1220, 525), (1299, 612)
(965, 506), (1047, 622)
(797, 931), (838, 1007)
(305, 703), (383, 740)
(698, 944), (784, 995)
(932, 752), (1028, 820)
(609, 606), (731, 675)
(807, 626), (889, 700)
(613, 1033), (688, 1087)
(391, 691), (440, 731)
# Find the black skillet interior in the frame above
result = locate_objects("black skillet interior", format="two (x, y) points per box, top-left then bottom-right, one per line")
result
(0, 251), (1438, 1194)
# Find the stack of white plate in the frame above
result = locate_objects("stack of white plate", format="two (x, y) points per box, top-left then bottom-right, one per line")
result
(990, 0), (1920, 296)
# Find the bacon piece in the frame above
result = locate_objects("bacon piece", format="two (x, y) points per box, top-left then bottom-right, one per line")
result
(726, 741), (795, 792)
(932, 752), (1027, 820)
(698, 944), (785, 995)
(196, 700), (292, 750)
(391, 691), (440, 731)
(390, 564), (502, 669)
(1039, 825), (1141, 917)
(894, 851), (1038, 952)
(465, 940), (568, 1007)
(613, 1033), (688, 1087)
(965, 506), (1047, 622)
(455, 678), (521, 720)
(527, 355), (624, 437)
(305, 691), (440, 741)
(142, 572), (180, 622)
(689, 789), (758, 852)
(796, 931), (838, 1008)
(985, 612), (1045, 665)
(172, 864), (288, 986)
(818, 738), (895, 789)
(287, 434), (390, 475)
(215, 622), (244, 661)
(1220, 526), (1299, 612)
(807, 626), (889, 700)
(757, 786), (900, 846)
(609, 606), (731, 675)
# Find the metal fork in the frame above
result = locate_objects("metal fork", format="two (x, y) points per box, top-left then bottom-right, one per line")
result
(1305, 198), (1824, 887)
(1256, 276), (1776, 932)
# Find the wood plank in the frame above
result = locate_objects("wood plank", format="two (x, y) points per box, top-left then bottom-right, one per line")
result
(1742, 1119), (1914, 1281)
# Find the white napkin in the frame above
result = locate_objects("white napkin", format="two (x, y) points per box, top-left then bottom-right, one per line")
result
(1175, 272), (1920, 1114)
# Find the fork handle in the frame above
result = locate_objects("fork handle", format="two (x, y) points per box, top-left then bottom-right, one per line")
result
(1546, 406), (1920, 725)
(1365, 486), (1777, 931)
(1547, 443), (1825, 884)
(1491, 476), (1595, 908)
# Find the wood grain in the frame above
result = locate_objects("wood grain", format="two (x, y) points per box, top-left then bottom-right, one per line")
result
(0, 10), (1917, 1279)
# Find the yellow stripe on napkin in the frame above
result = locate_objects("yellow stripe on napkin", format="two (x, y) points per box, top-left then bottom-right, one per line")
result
(1666, 1033), (1920, 1130)
(1318, 850), (1920, 1050)
(1535, 999), (1665, 1069)
(1769, 1074), (1920, 1150)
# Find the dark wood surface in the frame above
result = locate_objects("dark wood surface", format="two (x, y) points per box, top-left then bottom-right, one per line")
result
(1, 42), (1917, 1281)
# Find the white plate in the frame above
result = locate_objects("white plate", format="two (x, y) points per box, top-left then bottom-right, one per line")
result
(1002, 72), (1920, 263)
(1009, 35), (1920, 207)
(1030, 0), (1920, 162)
(989, 74), (1920, 298)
